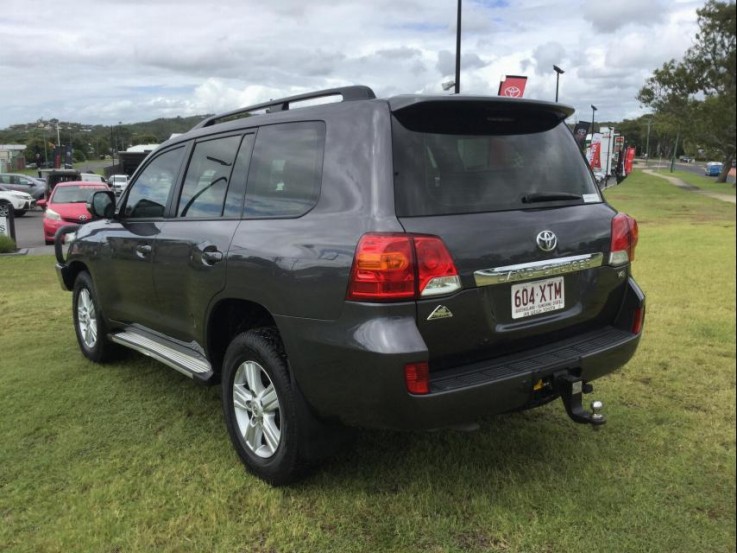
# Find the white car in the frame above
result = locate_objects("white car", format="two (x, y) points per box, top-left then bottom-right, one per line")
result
(80, 173), (107, 184)
(0, 185), (35, 216)
(109, 174), (129, 196)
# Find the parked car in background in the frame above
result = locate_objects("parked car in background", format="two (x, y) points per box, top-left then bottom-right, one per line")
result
(38, 169), (82, 199)
(43, 181), (108, 244)
(0, 184), (35, 216)
(704, 161), (723, 176)
(80, 173), (108, 185)
(108, 174), (129, 196)
(0, 173), (46, 201)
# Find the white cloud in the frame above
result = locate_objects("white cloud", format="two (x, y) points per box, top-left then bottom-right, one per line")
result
(0, 0), (705, 127)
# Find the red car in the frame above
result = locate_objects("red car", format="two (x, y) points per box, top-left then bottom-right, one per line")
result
(43, 181), (109, 244)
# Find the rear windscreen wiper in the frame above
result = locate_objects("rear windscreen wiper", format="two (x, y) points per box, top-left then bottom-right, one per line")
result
(522, 192), (583, 204)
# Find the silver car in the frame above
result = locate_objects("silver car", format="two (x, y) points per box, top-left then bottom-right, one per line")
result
(0, 173), (46, 201)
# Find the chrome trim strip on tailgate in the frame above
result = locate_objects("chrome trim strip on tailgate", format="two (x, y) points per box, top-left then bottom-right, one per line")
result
(474, 253), (604, 286)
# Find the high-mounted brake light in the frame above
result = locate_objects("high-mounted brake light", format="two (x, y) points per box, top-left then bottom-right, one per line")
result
(609, 213), (639, 266)
(346, 233), (461, 302)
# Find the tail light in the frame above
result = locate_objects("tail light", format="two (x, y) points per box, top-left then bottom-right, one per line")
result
(404, 362), (430, 394)
(346, 233), (461, 302)
(609, 213), (639, 266)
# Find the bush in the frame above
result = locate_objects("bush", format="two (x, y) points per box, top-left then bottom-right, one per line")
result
(0, 235), (17, 253)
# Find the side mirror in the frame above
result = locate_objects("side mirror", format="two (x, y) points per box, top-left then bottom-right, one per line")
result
(87, 190), (116, 219)
(36, 198), (47, 210)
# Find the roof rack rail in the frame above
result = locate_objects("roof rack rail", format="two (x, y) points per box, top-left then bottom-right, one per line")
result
(192, 85), (376, 130)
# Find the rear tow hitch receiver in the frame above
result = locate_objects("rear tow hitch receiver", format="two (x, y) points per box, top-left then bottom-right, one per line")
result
(554, 374), (606, 428)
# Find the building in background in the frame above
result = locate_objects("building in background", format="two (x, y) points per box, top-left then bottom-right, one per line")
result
(0, 145), (27, 172)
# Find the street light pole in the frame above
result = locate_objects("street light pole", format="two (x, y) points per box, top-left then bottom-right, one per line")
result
(37, 124), (48, 166)
(454, 0), (462, 94)
(553, 65), (564, 102)
(591, 105), (598, 135)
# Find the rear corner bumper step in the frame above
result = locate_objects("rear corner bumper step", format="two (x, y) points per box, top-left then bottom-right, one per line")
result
(430, 326), (634, 393)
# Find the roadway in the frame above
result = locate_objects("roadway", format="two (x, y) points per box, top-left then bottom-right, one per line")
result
(646, 159), (736, 185)
(12, 208), (51, 250)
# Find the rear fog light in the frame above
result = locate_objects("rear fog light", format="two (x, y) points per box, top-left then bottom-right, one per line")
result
(405, 362), (430, 395)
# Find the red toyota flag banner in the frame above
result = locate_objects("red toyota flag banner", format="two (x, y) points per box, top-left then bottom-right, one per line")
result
(498, 75), (528, 98)
(625, 146), (636, 175)
(587, 133), (602, 169)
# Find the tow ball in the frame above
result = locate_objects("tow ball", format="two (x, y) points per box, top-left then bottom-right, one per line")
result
(554, 373), (606, 427)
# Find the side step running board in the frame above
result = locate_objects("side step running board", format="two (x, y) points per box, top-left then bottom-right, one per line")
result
(110, 330), (213, 382)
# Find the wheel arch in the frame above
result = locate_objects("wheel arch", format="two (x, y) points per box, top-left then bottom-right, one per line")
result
(62, 260), (90, 291)
(206, 298), (280, 376)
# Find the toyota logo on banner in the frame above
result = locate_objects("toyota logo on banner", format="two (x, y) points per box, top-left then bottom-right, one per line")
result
(498, 75), (528, 98)
(502, 86), (522, 97)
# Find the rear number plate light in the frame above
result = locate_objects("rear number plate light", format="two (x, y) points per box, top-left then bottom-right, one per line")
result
(511, 276), (565, 319)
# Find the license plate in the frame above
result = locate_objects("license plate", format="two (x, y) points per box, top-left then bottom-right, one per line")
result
(511, 276), (565, 319)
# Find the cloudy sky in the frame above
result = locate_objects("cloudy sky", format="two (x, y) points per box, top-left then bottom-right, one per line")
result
(0, 0), (704, 129)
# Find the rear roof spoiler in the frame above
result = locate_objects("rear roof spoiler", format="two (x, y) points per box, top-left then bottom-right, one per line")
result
(191, 85), (377, 130)
(389, 95), (575, 120)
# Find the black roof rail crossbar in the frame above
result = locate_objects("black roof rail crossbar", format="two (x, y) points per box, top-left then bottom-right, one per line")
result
(192, 85), (376, 130)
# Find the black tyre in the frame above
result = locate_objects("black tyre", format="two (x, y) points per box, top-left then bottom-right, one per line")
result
(222, 328), (317, 485)
(72, 271), (115, 363)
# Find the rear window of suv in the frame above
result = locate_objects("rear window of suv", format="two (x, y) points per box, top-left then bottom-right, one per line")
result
(392, 102), (599, 217)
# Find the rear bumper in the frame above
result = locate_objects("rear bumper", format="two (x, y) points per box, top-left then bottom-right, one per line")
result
(278, 277), (645, 430)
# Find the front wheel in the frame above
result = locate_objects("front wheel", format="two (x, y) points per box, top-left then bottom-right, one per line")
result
(221, 328), (316, 485)
(72, 271), (115, 362)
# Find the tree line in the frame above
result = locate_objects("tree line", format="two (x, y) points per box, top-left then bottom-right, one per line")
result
(0, 115), (207, 165)
(638, 0), (735, 183)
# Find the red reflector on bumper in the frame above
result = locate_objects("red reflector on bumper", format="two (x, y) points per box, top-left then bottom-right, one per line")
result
(405, 362), (429, 395)
(632, 306), (645, 334)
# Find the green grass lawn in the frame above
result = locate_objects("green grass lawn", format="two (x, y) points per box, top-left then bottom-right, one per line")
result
(1, 170), (735, 553)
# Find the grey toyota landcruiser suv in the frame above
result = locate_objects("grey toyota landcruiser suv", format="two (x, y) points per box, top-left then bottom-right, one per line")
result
(54, 86), (645, 485)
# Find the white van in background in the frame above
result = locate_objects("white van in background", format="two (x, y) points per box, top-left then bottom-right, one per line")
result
(109, 174), (129, 196)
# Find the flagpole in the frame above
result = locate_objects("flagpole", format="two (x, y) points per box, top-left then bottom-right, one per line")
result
(455, 0), (461, 94)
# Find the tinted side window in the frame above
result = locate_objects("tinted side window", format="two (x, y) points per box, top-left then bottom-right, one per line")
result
(124, 147), (185, 219)
(177, 135), (242, 218)
(244, 122), (325, 218)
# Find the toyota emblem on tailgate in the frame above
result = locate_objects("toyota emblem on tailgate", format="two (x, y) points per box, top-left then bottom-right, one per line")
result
(536, 230), (557, 252)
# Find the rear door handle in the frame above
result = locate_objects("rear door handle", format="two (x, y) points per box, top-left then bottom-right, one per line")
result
(136, 244), (152, 257)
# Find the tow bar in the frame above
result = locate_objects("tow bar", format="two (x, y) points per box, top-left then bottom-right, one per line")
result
(554, 373), (606, 428)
